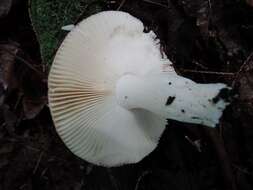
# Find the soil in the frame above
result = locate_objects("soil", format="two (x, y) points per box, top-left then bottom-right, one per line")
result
(0, 0), (253, 190)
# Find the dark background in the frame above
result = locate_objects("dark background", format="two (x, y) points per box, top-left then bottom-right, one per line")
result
(0, 0), (253, 190)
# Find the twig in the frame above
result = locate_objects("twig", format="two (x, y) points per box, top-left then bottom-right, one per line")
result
(236, 52), (253, 74)
(2, 48), (45, 78)
(180, 69), (235, 76)
(185, 136), (202, 152)
(14, 93), (23, 110)
(25, 145), (40, 152)
(232, 52), (253, 86)
(40, 168), (48, 178)
(134, 171), (152, 190)
(192, 60), (209, 70)
(142, 0), (171, 9)
(16, 55), (45, 77)
(108, 1), (116, 4)
(232, 164), (252, 175)
(208, 0), (212, 9)
(19, 184), (28, 189)
(33, 151), (44, 174)
(117, 0), (126, 10)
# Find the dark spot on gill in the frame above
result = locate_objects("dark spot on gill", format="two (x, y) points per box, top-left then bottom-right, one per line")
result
(166, 96), (175, 106)
(181, 109), (185, 113)
(168, 82), (172, 85)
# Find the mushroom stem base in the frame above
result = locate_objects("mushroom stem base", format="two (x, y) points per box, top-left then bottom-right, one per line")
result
(116, 73), (231, 127)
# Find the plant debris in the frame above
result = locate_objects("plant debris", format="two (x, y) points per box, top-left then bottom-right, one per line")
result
(0, 0), (253, 190)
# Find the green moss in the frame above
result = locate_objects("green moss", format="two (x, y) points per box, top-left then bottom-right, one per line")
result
(29, 0), (105, 65)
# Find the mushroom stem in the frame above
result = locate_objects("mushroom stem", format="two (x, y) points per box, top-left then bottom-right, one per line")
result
(116, 73), (231, 127)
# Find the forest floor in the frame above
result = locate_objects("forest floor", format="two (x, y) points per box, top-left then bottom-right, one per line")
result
(0, 0), (253, 190)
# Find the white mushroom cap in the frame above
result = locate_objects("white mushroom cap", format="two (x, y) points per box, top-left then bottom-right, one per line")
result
(49, 11), (232, 166)
(48, 11), (169, 166)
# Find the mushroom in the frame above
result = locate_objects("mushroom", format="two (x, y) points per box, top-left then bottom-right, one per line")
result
(48, 11), (231, 166)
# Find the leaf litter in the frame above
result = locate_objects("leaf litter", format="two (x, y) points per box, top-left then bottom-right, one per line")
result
(0, 0), (253, 190)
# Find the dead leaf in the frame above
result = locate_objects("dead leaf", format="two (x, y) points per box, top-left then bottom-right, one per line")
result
(0, 0), (12, 18)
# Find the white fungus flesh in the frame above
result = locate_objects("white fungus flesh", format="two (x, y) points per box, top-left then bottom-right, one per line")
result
(48, 11), (231, 167)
